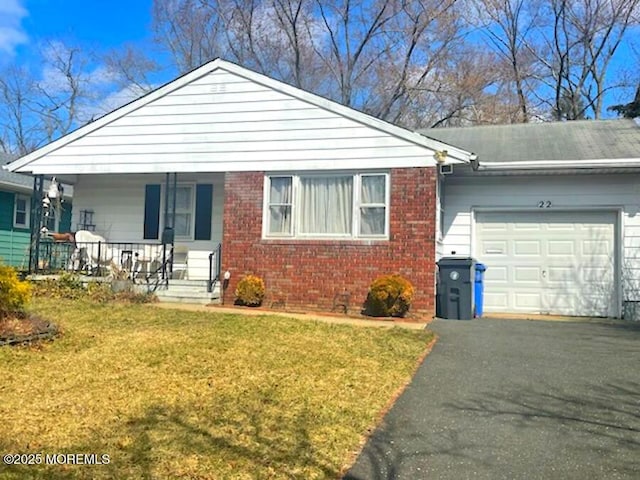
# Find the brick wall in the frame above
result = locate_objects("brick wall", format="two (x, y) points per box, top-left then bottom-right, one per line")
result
(222, 168), (437, 317)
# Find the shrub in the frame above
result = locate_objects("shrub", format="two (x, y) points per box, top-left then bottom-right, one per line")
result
(32, 273), (84, 300)
(87, 281), (115, 303)
(32, 275), (156, 304)
(0, 264), (31, 314)
(364, 274), (414, 318)
(234, 275), (266, 307)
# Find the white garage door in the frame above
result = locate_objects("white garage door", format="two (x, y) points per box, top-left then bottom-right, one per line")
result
(476, 211), (617, 317)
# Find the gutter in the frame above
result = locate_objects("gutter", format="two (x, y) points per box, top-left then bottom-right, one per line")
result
(477, 158), (640, 171)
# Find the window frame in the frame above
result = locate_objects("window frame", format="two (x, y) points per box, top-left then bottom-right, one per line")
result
(13, 194), (30, 229)
(262, 171), (390, 240)
(43, 207), (59, 232)
(265, 175), (294, 238)
(163, 183), (196, 241)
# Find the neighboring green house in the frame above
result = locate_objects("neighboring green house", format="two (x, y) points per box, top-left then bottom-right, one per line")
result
(0, 153), (72, 269)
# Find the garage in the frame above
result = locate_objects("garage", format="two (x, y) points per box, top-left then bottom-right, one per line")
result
(475, 210), (618, 317)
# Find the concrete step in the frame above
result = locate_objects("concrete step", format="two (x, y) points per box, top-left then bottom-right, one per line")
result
(156, 295), (221, 305)
(168, 279), (212, 288)
(154, 288), (221, 305)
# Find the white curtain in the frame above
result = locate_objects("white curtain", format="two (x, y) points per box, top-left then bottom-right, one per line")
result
(360, 175), (386, 235)
(269, 177), (292, 234)
(300, 176), (353, 234)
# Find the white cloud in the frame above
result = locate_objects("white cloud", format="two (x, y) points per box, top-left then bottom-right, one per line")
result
(0, 0), (28, 56)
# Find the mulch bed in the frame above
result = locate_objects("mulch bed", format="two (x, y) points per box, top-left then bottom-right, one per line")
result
(0, 311), (60, 346)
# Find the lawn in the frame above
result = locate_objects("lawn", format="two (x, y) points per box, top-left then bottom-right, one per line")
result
(0, 299), (433, 479)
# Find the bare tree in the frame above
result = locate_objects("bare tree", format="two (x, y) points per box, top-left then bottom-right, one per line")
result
(469, 0), (543, 122)
(536, 0), (640, 119)
(0, 41), (113, 155)
(0, 66), (40, 155)
(103, 44), (161, 93)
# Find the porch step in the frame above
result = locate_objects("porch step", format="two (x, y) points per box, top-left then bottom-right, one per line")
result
(152, 281), (221, 305)
(168, 279), (212, 291)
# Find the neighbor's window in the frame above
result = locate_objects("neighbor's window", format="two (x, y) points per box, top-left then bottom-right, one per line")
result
(43, 208), (58, 232)
(264, 172), (389, 239)
(167, 184), (195, 238)
(13, 194), (30, 228)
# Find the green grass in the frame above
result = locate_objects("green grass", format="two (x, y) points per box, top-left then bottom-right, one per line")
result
(0, 299), (433, 479)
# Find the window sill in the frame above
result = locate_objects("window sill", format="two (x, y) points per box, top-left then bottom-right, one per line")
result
(261, 237), (389, 246)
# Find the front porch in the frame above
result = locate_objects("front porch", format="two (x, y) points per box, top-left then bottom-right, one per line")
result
(30, 240), (222, 302)
(27, 172), (224, 302)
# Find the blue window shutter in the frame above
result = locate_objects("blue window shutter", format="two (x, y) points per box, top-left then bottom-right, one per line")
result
(144, 184), (161, 240)
(194, 184), (213, 241)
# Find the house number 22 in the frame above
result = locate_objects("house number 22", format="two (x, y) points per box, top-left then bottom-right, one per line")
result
(537, 200), (552, 208)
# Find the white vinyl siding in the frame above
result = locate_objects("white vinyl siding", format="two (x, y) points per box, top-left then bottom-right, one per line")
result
(13, 194), (29, 228)
(264, 172), (389, 240)
(69, 173), (224, 247)
(25, 69), (444, 175)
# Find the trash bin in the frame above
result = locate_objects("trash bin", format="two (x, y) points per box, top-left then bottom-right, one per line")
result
(474, 263), (487, 318)
(436, 257), (476, 320)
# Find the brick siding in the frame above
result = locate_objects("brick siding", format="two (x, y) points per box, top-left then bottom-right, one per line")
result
(222, 168), (437, 317)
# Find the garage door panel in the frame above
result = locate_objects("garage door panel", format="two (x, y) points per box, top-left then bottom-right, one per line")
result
(514, 292), (542, 309)
(514, 241), (541, 256)
(514, 267), (541, 283)
(582, 239), (611, 256)
(548, 240), (574, 256)
(476, 211), (617, 317)
(581, 267), (612, 283)
(485, 266), (508, 282)
(481, 240), (507, 256)
(479, 222), (507, 232)
(546, 267), (573, 283)
(543, 293), (574, 314)
(514, 223), (541, 231)
(546, 223), (575, 230)
(484, 292), (508, 308)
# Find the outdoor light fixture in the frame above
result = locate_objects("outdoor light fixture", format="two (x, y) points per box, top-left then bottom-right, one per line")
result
(434, 150), (448, 163)
(224, 271), (231, 280)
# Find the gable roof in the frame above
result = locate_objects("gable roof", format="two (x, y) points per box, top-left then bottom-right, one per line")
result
(420, 119), (640, 170)
(6, 59), (472, 175)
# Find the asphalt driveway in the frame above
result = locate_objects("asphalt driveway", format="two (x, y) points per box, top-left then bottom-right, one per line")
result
(345, 318), (640, 480)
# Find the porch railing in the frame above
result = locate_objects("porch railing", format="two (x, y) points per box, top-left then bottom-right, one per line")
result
(34, 239), (167, 279)
(208, 243), (222, 293)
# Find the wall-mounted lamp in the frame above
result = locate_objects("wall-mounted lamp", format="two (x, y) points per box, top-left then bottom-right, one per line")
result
(221, 271), (231, 305)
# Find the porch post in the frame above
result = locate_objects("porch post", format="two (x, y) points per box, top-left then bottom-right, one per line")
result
(171, 173), (177, 233)
(29, 175), (45, 274)
(170, 173), (177, 276)
(163, 173), (170, 232)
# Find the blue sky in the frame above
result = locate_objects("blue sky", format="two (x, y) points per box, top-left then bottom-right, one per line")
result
(1, 0), (153, 63)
